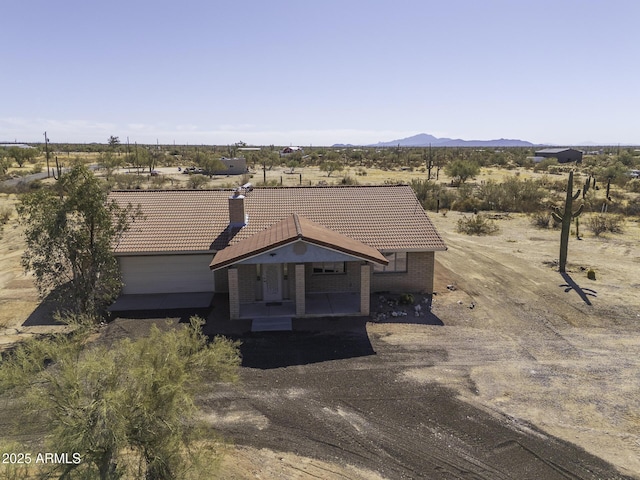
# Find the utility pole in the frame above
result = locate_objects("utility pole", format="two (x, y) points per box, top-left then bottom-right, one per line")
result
(44, 131), (50, 178)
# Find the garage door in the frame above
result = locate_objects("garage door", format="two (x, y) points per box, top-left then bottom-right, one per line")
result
(118, 254), (215, 294)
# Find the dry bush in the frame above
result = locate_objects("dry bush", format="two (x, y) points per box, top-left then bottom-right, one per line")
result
(0, 205), (12, 224)
(530, 211), (552, 228)
(456, 214), (499, 235)
(587, 214), (624, 236)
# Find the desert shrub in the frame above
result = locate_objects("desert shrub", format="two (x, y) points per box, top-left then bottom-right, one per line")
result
(456, 214), (499, 235)
(587, 214), (624, 236)
(533, 158), (558, 172)
(624, 197), (640, 216)
(410, 178), (456, 210)
(340, 174), (359, 185)
(149, 175), (168, 189)
(530, 211), (551, 228)
(452, 196), (482, 212)
(625, 179), (640, 193)
(399, 293), (414, 305)
(587, 269), (596, 280)
(477, 177), (544, 213)
(0, 205), (12, 224)
(113, 173), (142, 190)
(187, 174), (209, 189)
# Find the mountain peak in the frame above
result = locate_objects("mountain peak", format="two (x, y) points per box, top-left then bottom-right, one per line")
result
(360, 133), (535, 148)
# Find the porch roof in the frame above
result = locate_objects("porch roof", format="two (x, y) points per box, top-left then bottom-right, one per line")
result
(209, 214), (388, 270)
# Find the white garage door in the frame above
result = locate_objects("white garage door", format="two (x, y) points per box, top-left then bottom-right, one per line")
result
(119, 254), (215, 294)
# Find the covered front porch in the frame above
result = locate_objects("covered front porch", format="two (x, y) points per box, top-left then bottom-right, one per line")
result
(210, 214), (388, 320)
(225, 262), (372, 320)
(238, 292), (362, 319)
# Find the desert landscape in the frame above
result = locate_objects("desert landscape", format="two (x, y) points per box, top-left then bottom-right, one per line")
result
(1, 165), (639, 478)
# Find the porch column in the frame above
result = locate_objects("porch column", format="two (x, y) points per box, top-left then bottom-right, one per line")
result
(360, 263), (371, 316)
(295, 263), (305, 316)
(228, 268), (240, 320)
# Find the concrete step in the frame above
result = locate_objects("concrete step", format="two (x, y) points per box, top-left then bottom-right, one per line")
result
(251, 317), (293, 332)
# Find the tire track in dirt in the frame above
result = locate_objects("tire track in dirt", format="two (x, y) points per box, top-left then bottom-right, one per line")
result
(201, 338), (632, 480)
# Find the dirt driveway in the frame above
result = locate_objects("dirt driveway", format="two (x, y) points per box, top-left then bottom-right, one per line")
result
(197, 213), (640, 479)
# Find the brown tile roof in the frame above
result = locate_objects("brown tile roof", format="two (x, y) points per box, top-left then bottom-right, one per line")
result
(108, 185), (447, 254)
(210, 213), (389, 270)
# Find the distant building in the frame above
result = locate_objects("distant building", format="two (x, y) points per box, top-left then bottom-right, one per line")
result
(0, 143), (35, 149)
(534, 148), (583, 164)
(215, 157), (248, 175)
(280, 146), (303, 156)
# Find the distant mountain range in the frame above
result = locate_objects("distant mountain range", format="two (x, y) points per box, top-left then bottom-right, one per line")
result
(333, 133), (537, 148)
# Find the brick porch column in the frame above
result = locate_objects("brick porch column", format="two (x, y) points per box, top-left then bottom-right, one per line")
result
(360, 263), (371, 316)
(295, 263), (305, 316)
(228, 268), (240, 320)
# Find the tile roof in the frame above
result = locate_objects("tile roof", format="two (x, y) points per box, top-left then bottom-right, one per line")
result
(210, 213), (389, 270)
(108, 185), (447, 254)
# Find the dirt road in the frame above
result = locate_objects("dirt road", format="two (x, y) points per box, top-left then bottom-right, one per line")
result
(199, 213), (640, 479)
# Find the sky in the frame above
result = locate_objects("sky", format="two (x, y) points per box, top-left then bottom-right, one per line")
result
(1, 0), (639, 146)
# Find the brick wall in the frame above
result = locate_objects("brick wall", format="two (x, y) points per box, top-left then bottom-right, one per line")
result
(237, 264), (257, 302)
(371, 251), (435, 293)
(306, 261), (361, 293)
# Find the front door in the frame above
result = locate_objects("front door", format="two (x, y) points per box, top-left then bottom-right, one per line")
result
(262, 264), (282, 302)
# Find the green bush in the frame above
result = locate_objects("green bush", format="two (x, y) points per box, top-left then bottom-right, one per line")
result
(477, 177), (544, 213)
(399, 293), (414, 305)
(456, 214), (499, 235)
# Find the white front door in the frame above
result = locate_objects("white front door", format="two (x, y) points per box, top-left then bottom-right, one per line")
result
(262, 264), (282, 302)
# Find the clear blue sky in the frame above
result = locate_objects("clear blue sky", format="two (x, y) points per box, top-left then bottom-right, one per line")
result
(2, 0), (638, 146)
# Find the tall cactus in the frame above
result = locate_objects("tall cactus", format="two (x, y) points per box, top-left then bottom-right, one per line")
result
(551, 171), (584, 273)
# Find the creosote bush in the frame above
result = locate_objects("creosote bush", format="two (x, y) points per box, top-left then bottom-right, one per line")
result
(456, 214), (499, 235)
(587, 214), (624, 236)
(0, 316), (240, 480)
(530, 211), (551, 228)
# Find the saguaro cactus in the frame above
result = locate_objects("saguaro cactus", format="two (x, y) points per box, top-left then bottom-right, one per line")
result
(52, 156), (63, 180)
(551, 170), (584, 273)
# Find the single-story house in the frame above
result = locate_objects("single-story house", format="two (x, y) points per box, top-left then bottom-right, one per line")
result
(214, 157), (248, 175)
(280, 146), (303, 156)
(108, 185), (446, 319)
(534, 148), (583, 163)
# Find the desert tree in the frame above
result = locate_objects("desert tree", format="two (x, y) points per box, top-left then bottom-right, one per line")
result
(18, 164), (140, 315)
(320, 160), (343, 177)
(195, 152), (226, 177)
(0, 316), (241, 480)
(8, 146), (38, 168)
(108, 135), (120, 148)
(445, 159), (480, 185)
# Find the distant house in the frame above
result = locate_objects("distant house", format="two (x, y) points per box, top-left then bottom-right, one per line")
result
(214, 157), (248, 175)
(534, 148), (583, 164)
(280, 146), (303, 156)
(0, 143), (35, 149)
(108, 185), (446, 320)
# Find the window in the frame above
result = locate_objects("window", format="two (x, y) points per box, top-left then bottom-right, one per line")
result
(374, 252), (407, 273)
(312, 262), (346, 274)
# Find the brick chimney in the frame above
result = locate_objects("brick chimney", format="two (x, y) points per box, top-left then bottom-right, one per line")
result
(228, 190), (247, 227)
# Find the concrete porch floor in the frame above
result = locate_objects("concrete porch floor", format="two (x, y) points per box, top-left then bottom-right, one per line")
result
(238, 292), (361, 319)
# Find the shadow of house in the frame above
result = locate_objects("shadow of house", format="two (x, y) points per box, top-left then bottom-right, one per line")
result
(232, 320), (375, 369)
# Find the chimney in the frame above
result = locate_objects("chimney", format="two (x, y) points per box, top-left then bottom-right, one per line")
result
(228, 189), (247, 227)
